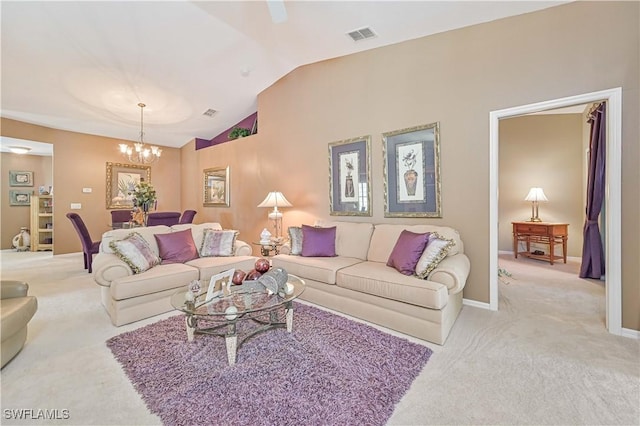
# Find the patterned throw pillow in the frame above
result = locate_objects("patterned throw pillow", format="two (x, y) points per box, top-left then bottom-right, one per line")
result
(109, 232), (161, 274)
(415, 233), (456, 279)
(288, 226), (303, 255)
(200, 229), (238, 257)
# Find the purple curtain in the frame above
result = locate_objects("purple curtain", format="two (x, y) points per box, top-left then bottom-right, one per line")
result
(579, 103), (606, 278)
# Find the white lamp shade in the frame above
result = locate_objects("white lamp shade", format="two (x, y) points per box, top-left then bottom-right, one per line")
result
(524, 187), (548, 202)
(257, 191), (293, 209)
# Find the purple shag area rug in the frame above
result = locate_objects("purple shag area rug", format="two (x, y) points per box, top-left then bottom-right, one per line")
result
(107, 302), (432, 426)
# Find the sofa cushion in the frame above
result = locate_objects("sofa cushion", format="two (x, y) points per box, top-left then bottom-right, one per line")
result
(154, 228), (199, 264)
(415, 233), (456, 278)
(200, 229), (238, 257)
(386, 230), (430, 275)
(109, 232), (161, 274)
(367, 224), (462, 263)
(337, 262), (448, 310)
(301, 225), (336, 257)
(288, 226), (303, 255)
(315, 220), (374, 260)
(109, 263), (199, 300)
(272, 254), (363, 285)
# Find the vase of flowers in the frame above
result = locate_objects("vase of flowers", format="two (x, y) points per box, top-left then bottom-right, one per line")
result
(132, 181), (157, 226)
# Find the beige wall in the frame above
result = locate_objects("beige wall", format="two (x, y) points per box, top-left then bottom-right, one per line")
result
(182, 1), (639, 330)
(1, 152), (53, 248)
(2, 2), (637, 331)
(498, 114), (585, 257)
(0, 118), (182, 255)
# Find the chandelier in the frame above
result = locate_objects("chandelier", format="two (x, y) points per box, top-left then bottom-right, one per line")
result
(119, 103), (162, 164)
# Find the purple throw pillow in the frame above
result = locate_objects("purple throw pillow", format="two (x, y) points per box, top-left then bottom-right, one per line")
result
(386, 230), (431, 275)
(301, 225), (337, 257)
(154, 229), (199, 264)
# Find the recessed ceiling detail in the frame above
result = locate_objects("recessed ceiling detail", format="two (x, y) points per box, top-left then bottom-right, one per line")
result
(347, 27), (377, 42)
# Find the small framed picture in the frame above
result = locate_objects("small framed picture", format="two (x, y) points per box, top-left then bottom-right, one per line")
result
(9, 170), (33, 187)
(205, 268), (235, 303)
(203, 166), (230, 207)
(9, 190), (31, 206)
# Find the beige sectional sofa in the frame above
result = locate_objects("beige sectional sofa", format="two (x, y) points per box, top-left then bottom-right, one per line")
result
(93, 223), (257, 326)
(272, 220), (470, 344)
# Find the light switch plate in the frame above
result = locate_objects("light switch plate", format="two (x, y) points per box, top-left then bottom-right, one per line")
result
(82, 187), (92, 193)
(70, 203), (82, 209)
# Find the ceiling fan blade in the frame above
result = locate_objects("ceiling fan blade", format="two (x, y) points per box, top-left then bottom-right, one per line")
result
(267, 0), (287, 24)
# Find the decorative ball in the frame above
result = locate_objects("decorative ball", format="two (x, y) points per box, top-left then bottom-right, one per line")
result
(232, 270), (246, 285)
(225, 305), (238, 320)
(255, 258), (271, 273)
(245, 269), (262, 281)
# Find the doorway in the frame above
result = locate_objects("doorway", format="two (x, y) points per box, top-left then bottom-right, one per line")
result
(489, 88), (622, 336)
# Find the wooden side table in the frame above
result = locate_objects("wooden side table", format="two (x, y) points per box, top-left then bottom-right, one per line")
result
(512, 222), (568, 265)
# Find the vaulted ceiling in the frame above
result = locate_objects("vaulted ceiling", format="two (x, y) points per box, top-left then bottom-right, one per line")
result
(1, 1), (569, 150)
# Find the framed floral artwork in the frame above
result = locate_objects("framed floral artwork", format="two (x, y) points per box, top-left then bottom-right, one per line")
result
(382, 122), (441, 217)
(328, 135), (371, 216)
(106, 162), (151, 209)
(203, 166), (230, 207)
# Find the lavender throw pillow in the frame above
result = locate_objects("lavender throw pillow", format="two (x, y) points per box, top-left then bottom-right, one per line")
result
(109, 232), (161, 274)
(301, 225), (336, 257)
(288, 226), (303, 255)
(386, 230), (431, 275)
(154, 229), (199, 264)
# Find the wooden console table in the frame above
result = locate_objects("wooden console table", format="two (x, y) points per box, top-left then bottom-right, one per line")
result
(512, 222), (568, 265)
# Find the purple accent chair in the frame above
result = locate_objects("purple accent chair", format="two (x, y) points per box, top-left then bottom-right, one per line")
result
(146, 212), (181, 227)
(66, 212), (101, 273)
(179, 210), (197, 224)
(110, 209), (132, 228)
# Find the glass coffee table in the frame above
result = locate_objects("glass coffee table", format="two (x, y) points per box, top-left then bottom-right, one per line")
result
(170, 274), (305, 366)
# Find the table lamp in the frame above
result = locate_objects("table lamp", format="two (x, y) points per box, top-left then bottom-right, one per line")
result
(257, 191), (292, 241)
(525, 187), (548, 222)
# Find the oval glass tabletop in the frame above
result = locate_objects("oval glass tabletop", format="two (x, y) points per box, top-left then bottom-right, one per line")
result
(170, 273), (305, 317)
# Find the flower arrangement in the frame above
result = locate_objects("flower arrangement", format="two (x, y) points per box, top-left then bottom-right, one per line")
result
(132, 181), (157, 210)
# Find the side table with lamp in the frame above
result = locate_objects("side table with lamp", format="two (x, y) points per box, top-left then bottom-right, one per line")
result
(512, 187), (568, 265)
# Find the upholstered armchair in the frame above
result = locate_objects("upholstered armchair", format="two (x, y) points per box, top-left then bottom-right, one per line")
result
(1, 281), (38, 368)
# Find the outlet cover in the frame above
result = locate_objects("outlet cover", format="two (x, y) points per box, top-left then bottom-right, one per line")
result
(70, 203), (82, 209)
(82, 187), (92, 193)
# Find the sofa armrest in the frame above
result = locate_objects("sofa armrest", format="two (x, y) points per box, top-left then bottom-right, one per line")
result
(1, 281), (29, 299)
(92, 253), (133, 287)
(427, 253), (470, 294)
(279, 242), (291, 255)
(234, 239), (252, 257)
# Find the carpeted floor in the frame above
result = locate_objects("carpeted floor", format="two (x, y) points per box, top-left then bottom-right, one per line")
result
(1, 250), (639, 425)
(107, 303), (431, 426)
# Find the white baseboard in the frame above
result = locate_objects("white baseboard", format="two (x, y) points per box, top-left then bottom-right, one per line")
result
(621, 327), (640, 339)
(462, 298), (493, 310)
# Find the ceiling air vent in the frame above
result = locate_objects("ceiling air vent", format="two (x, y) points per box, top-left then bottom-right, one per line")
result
(347, 27), (377, 42)
(202, 109), (217, 118)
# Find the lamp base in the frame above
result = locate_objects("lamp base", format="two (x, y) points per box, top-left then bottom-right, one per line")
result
(528, 217), (543, 222)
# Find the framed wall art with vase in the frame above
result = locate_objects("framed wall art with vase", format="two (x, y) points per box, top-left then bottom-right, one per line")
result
(203, 166), (230, 207)
(382, 122), (441, 218)
(106, 162), (151, 209)
(9, 170), (33, 187)
(328, 135), (372, 216)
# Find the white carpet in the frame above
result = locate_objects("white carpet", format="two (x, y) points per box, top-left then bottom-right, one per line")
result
(1, 250), (638, 425)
